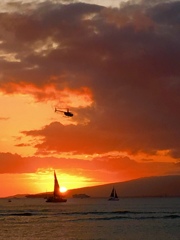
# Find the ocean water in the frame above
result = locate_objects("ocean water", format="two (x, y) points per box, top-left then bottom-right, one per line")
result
(0, 197), (180, 240)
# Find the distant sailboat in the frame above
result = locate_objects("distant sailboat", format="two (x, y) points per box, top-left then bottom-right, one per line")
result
(46, 171), (67, 203)
(108, 187), (119, 201)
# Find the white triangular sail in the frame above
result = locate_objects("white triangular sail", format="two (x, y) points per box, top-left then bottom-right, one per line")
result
(54, 171), (61, 198)
(114, 189), (118, 199)
(46, 171), (67, 203)
(108, 187), (119, 201)
(110, 187), (115, 198)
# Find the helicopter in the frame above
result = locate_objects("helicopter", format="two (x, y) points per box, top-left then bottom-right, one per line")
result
(54, 107), (74, 117)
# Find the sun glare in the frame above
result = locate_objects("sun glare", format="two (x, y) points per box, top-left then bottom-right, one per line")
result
(60, 186), (67, 193)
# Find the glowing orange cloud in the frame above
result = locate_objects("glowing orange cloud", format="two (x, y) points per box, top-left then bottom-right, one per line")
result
(0, 0), (180, 198)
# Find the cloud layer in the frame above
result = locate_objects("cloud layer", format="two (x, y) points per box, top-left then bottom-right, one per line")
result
(0, 152), (179, 183)
(0, 0), (180, 182)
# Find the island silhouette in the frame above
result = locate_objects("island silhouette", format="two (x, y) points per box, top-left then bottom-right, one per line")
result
(24, 175), (180, 199)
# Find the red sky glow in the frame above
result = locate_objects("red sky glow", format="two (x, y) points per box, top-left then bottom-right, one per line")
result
(0, 0), (180, 197)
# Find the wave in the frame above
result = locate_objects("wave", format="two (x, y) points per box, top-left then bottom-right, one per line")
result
(68, 214), (180, 222)
(0, 212), (33, 217)
(163, 214), (180, 219)
(0, 210), (179, 221)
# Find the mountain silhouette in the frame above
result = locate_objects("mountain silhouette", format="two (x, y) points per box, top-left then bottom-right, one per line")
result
(66, 175), (180, 198)
(25, 175), (180, 199)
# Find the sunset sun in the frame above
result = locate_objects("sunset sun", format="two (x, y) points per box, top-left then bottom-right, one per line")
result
(0, 0), (179, 203)
(60, 186), (67, 193)
(0, 0), (179, 238)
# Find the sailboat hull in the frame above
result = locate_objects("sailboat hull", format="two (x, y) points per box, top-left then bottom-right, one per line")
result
(108, 197), (119, 201)
(46, 197), (67, 203)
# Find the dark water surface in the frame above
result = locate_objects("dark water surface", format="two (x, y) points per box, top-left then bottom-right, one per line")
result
(0, 197), (180, 240)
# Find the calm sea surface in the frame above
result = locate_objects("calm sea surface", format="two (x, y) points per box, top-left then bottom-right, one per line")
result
(0, 197), (180, 240)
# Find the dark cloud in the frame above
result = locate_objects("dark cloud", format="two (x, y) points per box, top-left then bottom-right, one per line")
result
(148, 1), (180, 25)
(0, 0), (180, 157)
(169, 149), (180, 159)
(0, 117), (9, 120)
(0, 152), (178, 182)
(22, 121), (122, 154)
(0, 152), (28, 173)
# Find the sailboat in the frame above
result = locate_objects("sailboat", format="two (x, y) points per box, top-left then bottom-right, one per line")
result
(108, 187), (119, 201)
(46, 171), (67, 203)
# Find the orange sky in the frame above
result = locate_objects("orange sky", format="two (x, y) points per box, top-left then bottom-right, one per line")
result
(0, 0), (180, 197)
